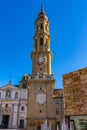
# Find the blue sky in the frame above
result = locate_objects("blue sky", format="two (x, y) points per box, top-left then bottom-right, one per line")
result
(0, 0), (87, 88)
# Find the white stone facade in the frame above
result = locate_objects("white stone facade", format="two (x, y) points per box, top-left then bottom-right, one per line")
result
(0, 84), (28, 129)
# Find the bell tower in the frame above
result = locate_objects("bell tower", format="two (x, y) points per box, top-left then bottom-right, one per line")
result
(20, 6), (63, 130)
(26, 7), (56, 130)
(31, 6), (52, 76)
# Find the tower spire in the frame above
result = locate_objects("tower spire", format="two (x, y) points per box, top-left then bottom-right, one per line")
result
(8, 75), (12, 85)
(41, 4), (44, 12)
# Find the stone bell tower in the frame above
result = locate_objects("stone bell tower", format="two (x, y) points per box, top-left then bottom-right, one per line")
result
(26, 7), (56, 130)
(31, 6), (52, 76)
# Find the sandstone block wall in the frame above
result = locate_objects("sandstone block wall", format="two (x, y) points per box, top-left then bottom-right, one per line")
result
(63, 67), (87, 116)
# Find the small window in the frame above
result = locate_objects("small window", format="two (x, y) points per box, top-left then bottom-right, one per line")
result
(40, 110), (42, 113)
(38, 85), (43, 91)
(5, 104), (8, 108)
(40, 68), (42, 71)
(5, 90), (11, 98)
(40, 87), (42, 90)
(22, 83), (26, 88)
(21, 106), (25, 111)
(15, 92), (18, 98)
(40, 38), (43, 46)
(41, 23), (43, 30)
(56, 108), (59, 114)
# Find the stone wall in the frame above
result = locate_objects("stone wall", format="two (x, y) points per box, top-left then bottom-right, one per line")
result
(63, 67), (87, 116)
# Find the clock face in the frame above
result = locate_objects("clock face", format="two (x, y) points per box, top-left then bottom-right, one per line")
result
(39, 57), (44, 63)
(36, 93), (46, 104)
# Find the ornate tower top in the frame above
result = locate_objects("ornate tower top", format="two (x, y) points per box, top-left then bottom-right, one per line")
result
(31, 7), (53, 76)
(36, 5), (48, 21)
(33, 7), (50, 52)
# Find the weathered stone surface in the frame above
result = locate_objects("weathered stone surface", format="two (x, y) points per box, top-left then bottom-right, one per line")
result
(63, 67), (87, 116)
(53, 89), (63, 98)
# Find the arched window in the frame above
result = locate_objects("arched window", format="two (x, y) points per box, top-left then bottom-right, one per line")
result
(5, 90), (11, 98)
(41, 23), (43, 30)
(22, 83), (27, 88)
(21, 106), (25, 111)
(40, 38), (43, 46)
(15, 92), (18, 98)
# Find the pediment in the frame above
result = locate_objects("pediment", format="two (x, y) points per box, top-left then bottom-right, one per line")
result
(0, 84), (19, 90)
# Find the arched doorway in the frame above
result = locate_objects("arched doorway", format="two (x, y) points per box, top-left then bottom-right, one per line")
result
(56, 121), (60, 130)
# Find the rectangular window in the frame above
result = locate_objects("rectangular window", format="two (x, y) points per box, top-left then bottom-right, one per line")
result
(79, 119), (87, 129)
(56, 108), (59, 115)
(40, 38), (43, 46)
(41, 23), (43, 30)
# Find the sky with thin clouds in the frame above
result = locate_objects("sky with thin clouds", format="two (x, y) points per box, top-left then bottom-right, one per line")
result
(0, 0), (87, 88)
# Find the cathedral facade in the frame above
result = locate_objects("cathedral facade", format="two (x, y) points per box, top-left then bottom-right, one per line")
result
(0, 83), (28, 128)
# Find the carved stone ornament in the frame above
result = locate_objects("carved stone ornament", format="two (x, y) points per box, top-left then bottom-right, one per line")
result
(36, 93), (46, 104)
